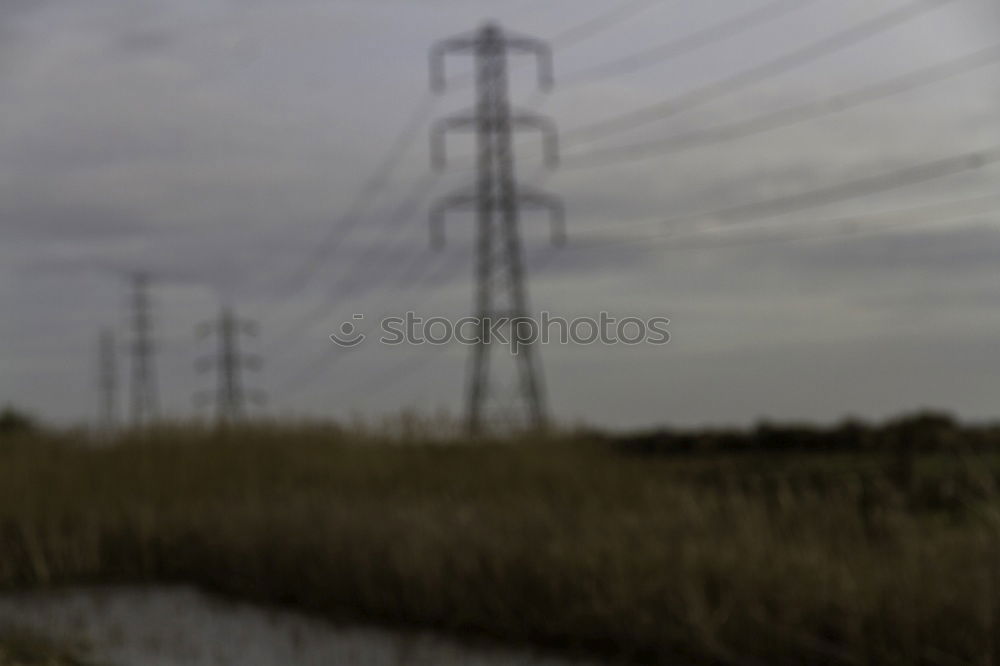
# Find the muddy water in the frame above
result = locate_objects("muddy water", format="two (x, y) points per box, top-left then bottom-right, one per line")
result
(0, 586), (591, 666)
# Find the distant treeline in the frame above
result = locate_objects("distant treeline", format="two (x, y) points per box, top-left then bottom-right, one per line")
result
(608, 411), (1000, 455)
(0, 406), (37, 437)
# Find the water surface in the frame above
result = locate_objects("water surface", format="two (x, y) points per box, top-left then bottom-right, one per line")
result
(0, 586), (590, 666)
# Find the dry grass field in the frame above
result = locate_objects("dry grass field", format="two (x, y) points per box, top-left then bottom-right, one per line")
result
(0, 627), (91, 665)
(1, 417), (999, 665)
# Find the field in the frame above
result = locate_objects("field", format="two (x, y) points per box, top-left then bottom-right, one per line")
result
(0, 627), (91, 665)
(1, 416), (1000, 665)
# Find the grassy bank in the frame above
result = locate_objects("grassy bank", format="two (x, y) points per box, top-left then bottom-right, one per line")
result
(1, 422), (999, 664)
(0, 630), (91, 666)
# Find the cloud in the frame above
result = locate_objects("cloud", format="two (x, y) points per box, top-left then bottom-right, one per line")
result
(0, 0), (996, 424)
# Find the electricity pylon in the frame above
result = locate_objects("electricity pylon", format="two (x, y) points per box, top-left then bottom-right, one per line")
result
(128, 273), (158, 427)
(429, 22), (565, 434)
(97, 328), (117, 434)
(195, 306), (264, 424)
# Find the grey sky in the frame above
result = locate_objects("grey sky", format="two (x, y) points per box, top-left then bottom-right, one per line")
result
(1, 0), (998, 428)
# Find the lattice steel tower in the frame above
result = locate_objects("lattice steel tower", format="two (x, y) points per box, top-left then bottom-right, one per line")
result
(195, 306), (264, 424)
(430, 23), (565, 434)
(128, 273), (158, 427)
(97, 328), (117, 434)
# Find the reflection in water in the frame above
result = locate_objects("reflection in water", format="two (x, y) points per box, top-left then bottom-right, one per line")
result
(0, 587), (588, 666)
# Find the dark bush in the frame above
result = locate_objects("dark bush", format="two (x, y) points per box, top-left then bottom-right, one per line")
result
(611, 412), (1000, 456)
(0, 406), (39, 436)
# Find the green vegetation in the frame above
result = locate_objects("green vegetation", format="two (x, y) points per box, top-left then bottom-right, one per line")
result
(1, 417), (999, 664)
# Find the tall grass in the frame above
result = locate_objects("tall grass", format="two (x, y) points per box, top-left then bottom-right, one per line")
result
(1, 422), (999, 664)
(0, 627), (92, 665)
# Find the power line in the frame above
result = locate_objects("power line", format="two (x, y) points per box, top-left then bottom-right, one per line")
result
(278, 263), (472, 402)
(558, 0), (815, 87)
(546, 147), (1000, 244)
(275, 341), (352, 398)
(275, 261), (467, 400)
(565, 192), (1000, 251)
(249, 98), (446, 365)
(509, 1), (813, 136)
(275, 242), (473, 398)
(563, 0), (954, 144)
(662, 146), (1000, 228)
(262, 0), (980, 420)
(561, 43), (1000, 169)
(368, 247), (471, 321)
(327, 209), (1000, 414)
(391, 244), (447, 288)
(263, 1), (596, 346)
(444, 1), (667, 91)
(326, 171), (445, 299)
(276, 218), (570, 404)
(267, 95), (437, 297)
(331, 348), (450, 407)
(256, 129), (482, 359)
(257, 174), (478, 361)
(274, 163), (557, 399)
(601, 211), (998, 253)
(253, 7), (575, 343)
(290, 197), (1000, 404)
(267, 208), (477, 397)
(548, 0), (664, 49)
(275, 189), (522, 403)
(286, 273), (468, 404)
(258, 170), (446, 359)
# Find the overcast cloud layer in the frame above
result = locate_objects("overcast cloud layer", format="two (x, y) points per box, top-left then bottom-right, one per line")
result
(1, 0), (998, 428)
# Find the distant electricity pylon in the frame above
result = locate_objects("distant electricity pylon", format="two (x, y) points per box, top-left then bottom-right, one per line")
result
(97, 328), (117, 434)
(128, 273), (159, 427)
(429, 23), (565, 434)
(195, 306), (264, 424)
